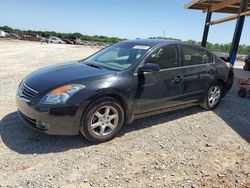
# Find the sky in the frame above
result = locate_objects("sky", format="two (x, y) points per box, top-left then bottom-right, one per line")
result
(0, 0), (249, 45)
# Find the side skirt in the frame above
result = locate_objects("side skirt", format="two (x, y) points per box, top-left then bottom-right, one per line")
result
(133, 102), (200, 120)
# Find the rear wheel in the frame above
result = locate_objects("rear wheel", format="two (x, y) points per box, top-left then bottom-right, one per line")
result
(80, 97), (124, 142)
(201, 83), (222, 110)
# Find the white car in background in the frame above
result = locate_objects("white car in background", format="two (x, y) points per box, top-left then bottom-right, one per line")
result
(47, 36), (65, 44)
(0, 30), (7, 37)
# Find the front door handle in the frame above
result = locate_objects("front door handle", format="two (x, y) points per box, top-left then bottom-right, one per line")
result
(174, 75), (183, 83)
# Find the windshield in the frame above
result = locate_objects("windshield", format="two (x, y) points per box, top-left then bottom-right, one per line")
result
(83, 42), (150, 71)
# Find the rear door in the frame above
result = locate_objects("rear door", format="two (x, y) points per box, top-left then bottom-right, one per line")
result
(180, 45), (215, 101)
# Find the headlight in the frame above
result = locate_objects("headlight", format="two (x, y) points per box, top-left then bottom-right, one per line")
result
(40, 84), (85, 104)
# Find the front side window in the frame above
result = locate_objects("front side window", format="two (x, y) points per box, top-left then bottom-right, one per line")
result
(84, 43), (150, 71)
(182, 45), (207, 66)
(146, 45), (180, 69)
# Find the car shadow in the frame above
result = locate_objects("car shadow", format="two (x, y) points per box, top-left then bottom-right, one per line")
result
(0, 84), (249, 154)
(0, 112), (93, 154)
(213, 82), (250, 143)
(0, 107), (203, 155)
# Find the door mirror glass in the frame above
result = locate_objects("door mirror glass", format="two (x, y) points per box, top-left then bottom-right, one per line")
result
(139, 63), (160, 73)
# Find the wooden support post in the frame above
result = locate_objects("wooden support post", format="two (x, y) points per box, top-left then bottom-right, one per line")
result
(201, 11), (212, 47)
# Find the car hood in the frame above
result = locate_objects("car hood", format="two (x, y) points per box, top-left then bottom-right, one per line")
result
(24, 61), (114, 92)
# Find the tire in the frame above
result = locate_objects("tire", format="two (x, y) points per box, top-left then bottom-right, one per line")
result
(238, 89), (247, 98)
(244, 61), (250, 71)
(246, 64), (250, 71)
(80, 97), (124, 143)
(243, 65), (248, 71)
(201, 82), (222, 110)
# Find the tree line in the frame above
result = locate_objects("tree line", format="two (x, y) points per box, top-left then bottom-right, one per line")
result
(1, 25), (250, 54)
(150, 37), (250, 54)
(0, 25), (125, 44)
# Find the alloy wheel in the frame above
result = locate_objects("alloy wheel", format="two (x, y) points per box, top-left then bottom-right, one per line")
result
(90, 105), (119, 136)
(208, 85), (221, 108)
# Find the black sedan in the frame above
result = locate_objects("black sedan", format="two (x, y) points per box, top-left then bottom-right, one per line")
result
(16, 39), (234, 142)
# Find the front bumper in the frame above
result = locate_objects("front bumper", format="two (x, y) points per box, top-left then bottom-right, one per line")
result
(16, 97), (85, 135)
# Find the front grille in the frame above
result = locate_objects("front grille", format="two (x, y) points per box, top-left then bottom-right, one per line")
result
(18, 83), (38, 102)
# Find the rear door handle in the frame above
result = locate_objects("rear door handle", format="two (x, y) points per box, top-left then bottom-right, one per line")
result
(208, 69), (215, 74)
(174, 75), (183, 83)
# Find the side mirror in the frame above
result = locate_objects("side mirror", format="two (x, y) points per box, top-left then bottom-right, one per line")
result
(139, 63), (160, 73)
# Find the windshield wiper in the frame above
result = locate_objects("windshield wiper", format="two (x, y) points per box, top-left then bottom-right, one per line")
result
(85, 63), (103, 69)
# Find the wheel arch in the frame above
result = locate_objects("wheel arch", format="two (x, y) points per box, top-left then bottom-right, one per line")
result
(216, 78), (226, 97)
(216, 65), (234, 97)
(217, 78), (226, 87)
(80, 90), (131, 128)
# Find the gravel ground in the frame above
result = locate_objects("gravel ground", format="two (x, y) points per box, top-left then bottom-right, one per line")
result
(0, 40), (249, 188)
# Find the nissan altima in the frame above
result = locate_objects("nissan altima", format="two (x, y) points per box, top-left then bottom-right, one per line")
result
(16, 39), (234, 142)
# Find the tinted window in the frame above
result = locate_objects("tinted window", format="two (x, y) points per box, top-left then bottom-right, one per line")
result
(146, 45), (180, 69)
(182, 45), (207, 66)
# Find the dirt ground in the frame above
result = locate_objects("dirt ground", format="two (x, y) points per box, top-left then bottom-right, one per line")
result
(0, 40), (249, 188)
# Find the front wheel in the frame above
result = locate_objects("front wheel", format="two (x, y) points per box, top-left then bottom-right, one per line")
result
(201, 83), (222, 110)
(80, 97), (124, 143)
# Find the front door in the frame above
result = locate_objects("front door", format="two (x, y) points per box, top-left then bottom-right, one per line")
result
(135, 44), (184, 114)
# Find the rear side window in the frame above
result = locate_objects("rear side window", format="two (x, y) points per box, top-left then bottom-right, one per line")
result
(146, 45), (180, 69)
(182, 45), (207, 66)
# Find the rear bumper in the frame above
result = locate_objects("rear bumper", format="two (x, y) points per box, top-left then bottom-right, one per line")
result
(16, 97), (84, 135)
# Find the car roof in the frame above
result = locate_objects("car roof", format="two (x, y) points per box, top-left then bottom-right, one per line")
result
(120, 39), (210, 53)
(122, 39), (181, 47)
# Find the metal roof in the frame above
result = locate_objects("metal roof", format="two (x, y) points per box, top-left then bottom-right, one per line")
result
(185, 0), (250, 14)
